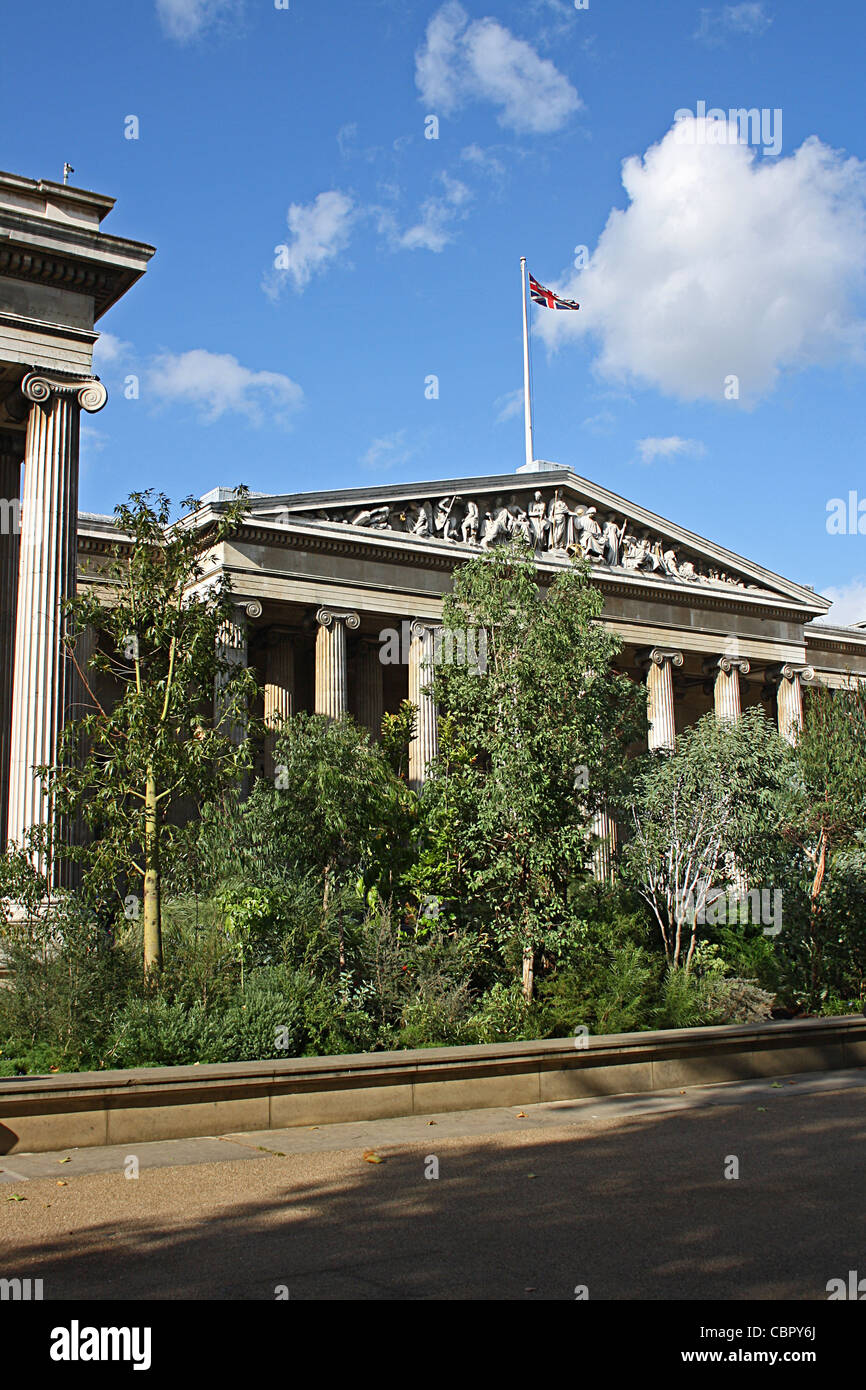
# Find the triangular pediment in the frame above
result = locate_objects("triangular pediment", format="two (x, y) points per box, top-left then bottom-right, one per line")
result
(242, 467), (828, 616)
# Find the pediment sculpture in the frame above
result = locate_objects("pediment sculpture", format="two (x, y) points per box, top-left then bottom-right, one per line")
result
(288, 486), (762, 591)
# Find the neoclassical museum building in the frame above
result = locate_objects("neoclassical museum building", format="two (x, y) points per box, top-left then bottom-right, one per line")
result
(1, 169), (865, 871)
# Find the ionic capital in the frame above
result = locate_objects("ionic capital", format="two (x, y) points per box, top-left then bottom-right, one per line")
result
(703, 655), (751, 677)
(21, 371), (108, 415)
(768, 663), (815, 685)
(638, 646), (684, 672)
(315, 606), (360, 631)
(410, 618), (442, 641)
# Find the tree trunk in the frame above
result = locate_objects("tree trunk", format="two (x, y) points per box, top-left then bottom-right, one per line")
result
(323, 861), (345, 969)
(809, 829), (829, 996)
(143, 765), (162, 976)
(522, 945), (535, 1001)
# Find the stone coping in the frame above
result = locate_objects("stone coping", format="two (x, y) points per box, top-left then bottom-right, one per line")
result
(2, 1015), (861, 1102)
(2, 1017), (862, 1152)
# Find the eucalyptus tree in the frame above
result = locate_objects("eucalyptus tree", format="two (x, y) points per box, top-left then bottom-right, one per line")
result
(623, 708), (795, 970)
(421, 539), (646, 998)
(48, 490), (258, 976)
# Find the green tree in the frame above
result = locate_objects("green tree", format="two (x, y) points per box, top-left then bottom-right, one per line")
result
(48, 490), (259, 976)
(782, 683), (866, 1001)
(623, 708), (795, 970)
(265, 712), (415, 967)
(418, 539), (646, 998)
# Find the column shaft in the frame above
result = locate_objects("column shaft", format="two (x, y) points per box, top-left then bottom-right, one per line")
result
(215, 609), (248, 746)
(591, 806), (617, 884)
(409, 621), (439, 789)
(7, 374), (106, 866)
(708, 656), (750, 723)
(315, 608), (358, 718)
(645, 649), (682, 751)
(264, 636), (294, 776)
(0, 435), (23, 845)
(777, 668), (806, 745)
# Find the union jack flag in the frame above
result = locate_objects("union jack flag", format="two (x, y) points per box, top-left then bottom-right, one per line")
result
(529, 272), (580, 311)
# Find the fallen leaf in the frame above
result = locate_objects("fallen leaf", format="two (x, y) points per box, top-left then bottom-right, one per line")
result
(427, 1120), (437, 1126)
(771, 1082), (783, 1089)
(363, 1151), (385, 1164)
(525, 1287), (536, 1292)
(757, 1106), (767, 1112)
(57, 1181), (68, 1187)
(515, 1111), (527, 1118)
(58, 1157), (71, 1164)
(7, 1193), (26, 1201)
(527, 1173), (537, 1180)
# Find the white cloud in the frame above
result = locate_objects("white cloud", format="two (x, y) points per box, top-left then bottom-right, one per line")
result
(582, 410), (616, 434)
(362, 430), (414, 472)
(636, 436), (706, 464)
(416, 2), (581, 134)
(395, 173), (471, 253)
(80, 425), (109, 453)
(494, 387), (524, 423)
(266, 191), (355, 295)
(695, 3), (772, 44)
(93, 332), (132, 366)
(155, 0), (242, 42)
(461, 143), (506, 180)
(536, 119), (866, 403)
(146, 349), (303, 426)
(819, 577), (866, 627)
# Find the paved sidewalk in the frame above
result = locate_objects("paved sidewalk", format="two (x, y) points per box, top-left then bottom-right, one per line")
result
(2, 1069), (865, 1300)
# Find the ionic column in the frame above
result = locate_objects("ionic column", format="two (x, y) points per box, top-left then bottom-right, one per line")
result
(315, 608), (359, 718)
(409, 620), (439, 789)
(355, 637), (384, 738)
(215, 602), (256, 746)
(7, 372), (107, 865)
(641, 648), (683, 750)
(263, 634), (294, 777)
(591, 806), (618, 884)
(705, 655), (750, 722)
(773, 664), (813, 745)
(0, 430), (24, 845)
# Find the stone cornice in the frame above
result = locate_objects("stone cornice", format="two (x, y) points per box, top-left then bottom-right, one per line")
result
(74, 511), (826, 628)
(0, 213), (155, 319)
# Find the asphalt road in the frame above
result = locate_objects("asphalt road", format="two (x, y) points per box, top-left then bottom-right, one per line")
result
(2, 1069), (865, 1300)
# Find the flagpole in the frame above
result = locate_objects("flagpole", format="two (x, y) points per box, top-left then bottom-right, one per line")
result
(520, 256), (534, 468)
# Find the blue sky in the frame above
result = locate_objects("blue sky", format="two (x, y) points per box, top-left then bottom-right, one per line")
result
(3, 0), (866, 619)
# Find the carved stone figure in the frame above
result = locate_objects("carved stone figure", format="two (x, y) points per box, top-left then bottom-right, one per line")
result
(461, 499), (480, 544)
(412, 500), (433, 537)
(528, 491), (547, 548)
(576, 506), (605, 561)
(548, 490), (571, 551)
(602, 518), (624, 567)
(507, 494), (531, 542)
(435, 496), (460, 540)
(352, 505), (390, 528)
